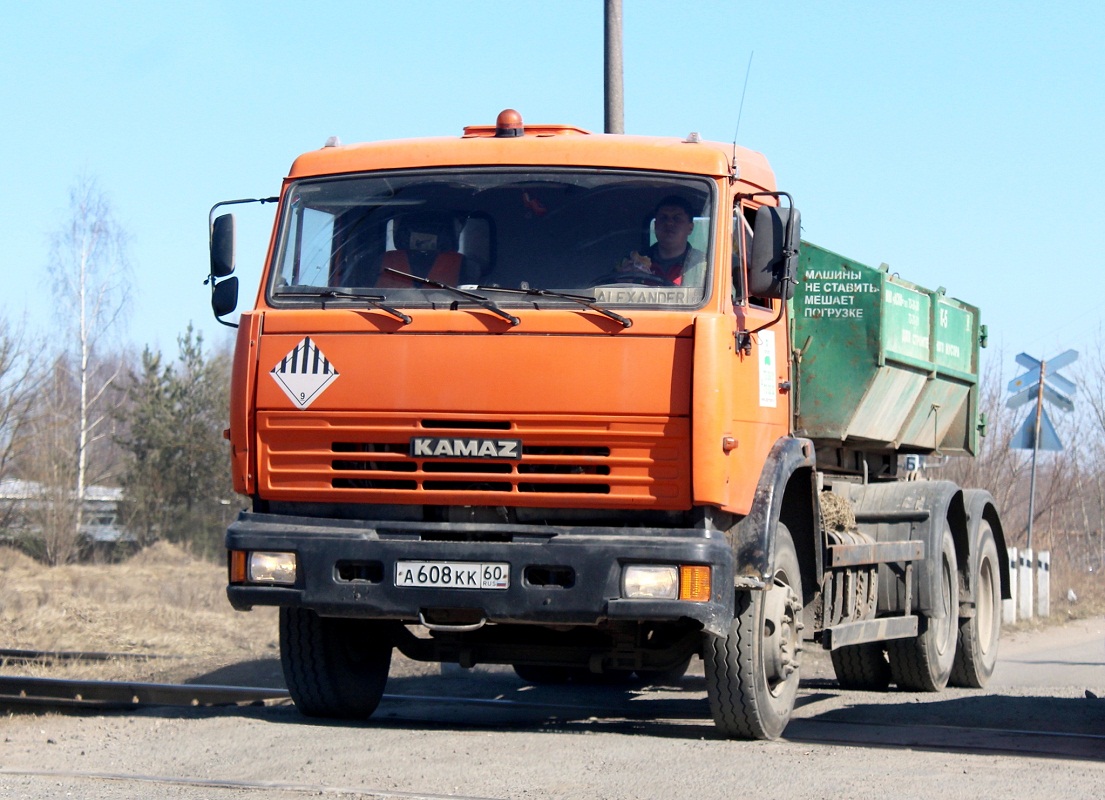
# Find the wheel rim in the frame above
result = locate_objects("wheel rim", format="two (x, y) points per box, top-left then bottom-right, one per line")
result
(762, 578), (802, 696)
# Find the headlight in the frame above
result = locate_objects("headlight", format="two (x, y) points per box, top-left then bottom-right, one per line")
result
(248, 551), (297, 585)
(623, 565), (679, 600)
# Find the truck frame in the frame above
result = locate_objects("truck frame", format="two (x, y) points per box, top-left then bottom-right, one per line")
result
(207, 109), (1008, 739)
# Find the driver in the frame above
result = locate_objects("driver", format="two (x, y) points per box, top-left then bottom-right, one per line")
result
(619, 196), (705, 286)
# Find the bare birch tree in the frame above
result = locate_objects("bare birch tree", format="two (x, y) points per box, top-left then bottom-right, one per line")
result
(0, 316), (44, 529)
(1077, 328), (1105, 569)
(1084, 326), (1105, 444)
(943, 349), (1082, 547)
(47, 175), (130, 543)
(23, 354), (81, 564)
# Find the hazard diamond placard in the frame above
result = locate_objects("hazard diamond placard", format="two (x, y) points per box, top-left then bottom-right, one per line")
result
(270, 337), (339, 409)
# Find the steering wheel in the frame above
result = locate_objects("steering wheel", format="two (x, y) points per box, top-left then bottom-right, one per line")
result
(588, 270), (671, 288)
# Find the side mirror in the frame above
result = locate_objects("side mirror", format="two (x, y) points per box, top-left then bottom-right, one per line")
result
(749, 206), (800, 299)
(210, 214), (236, 278)
(211, 276), (239, 319)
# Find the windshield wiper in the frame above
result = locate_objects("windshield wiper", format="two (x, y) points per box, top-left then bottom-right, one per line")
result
(477, 286), (632, 328)
(276, 286), (412, 325)
(382, 269), (520, 326)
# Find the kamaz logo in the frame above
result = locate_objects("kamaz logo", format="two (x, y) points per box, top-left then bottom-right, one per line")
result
(410, 437), (522, 459)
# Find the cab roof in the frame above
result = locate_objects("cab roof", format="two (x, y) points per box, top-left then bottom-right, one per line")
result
(286, 112), (776, 192)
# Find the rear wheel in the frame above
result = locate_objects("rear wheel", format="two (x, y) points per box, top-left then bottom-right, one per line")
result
(887, 525), (958, 691)
(704, 524), (803, 739)
(831, 642), (891, 690)
(950, 522), (1001, 687)
(280, 607), (392, 719)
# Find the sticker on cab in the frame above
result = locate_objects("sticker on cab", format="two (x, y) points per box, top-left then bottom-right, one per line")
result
(758, 330), (777, 408)
(271, 337), (339, 409)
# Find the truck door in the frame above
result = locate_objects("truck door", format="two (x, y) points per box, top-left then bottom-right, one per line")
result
(726, 199), (791, 513)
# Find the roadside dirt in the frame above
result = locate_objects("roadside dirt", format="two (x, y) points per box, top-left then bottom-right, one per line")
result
(1, 543), (470, 687)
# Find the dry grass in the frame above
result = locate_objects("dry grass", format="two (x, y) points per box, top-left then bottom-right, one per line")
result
(1038, 547), (1105, 623)
(0, 542), (278, 684)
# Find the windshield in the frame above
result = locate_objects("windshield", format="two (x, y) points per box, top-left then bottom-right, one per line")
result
(270, 169), (714, 308)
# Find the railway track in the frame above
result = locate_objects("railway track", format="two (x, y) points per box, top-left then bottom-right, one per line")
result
(0, 647), (181, 664)
(0, 674), (288, 710)
(0, 647), (287, 709)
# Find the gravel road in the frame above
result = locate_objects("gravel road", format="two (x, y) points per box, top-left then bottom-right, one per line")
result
(1, 617), (1101, 799)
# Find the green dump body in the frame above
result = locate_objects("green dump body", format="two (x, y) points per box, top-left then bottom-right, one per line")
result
(790, 243), (982, 456)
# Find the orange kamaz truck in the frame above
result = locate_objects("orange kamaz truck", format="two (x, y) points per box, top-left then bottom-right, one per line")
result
(207, 109), (1008, 739)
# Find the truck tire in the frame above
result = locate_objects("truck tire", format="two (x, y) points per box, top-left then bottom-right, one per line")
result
(830, 643), (891, 690)
(280, 607), (392, 719)
(887, 525), (958, 691)
(950, 522), (1001, 687)
(704, 524), (803, 740)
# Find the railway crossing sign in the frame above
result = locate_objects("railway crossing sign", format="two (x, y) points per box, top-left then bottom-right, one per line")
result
(1008, 349), (1077, 550)
(1008, 349), (1077, 451)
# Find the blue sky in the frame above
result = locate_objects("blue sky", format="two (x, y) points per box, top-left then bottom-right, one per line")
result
(2, 0), (1101, 385)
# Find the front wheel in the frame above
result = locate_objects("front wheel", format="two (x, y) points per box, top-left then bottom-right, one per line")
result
(704, 523), (803, 740)
(280, 607), (392, 719)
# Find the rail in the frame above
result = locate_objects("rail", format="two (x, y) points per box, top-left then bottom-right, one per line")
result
(0, 674), (288, 710)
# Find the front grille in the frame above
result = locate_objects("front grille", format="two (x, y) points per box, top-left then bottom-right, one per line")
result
(420, 418), (512, 431)
(332, 443), (611, 494)
(258, 412), (689, 507)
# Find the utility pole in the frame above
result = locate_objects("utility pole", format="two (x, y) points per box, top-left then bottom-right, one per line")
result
(1026, 359), (1044, 552)
(604, 0), (624, 134)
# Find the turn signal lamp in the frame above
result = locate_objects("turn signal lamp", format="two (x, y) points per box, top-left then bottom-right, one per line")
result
(679, 566), (712, 602)
(230, 550), (297, 585)
(230, 550), (246, 583)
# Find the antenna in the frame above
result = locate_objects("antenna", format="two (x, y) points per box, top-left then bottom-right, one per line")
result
(732, 51), (754, 178)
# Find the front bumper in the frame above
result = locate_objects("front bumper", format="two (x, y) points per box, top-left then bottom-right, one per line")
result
(226, 511), (735, 637)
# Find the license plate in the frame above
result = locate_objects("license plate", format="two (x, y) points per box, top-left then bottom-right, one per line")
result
(394, 560), (510, 590)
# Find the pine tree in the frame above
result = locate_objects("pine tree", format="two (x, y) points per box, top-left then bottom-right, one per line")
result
(118, 325), (235, 557)
(117, 347), (175, 547)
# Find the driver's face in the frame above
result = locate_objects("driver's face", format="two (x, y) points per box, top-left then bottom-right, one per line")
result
(654, 205), (693, 249)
